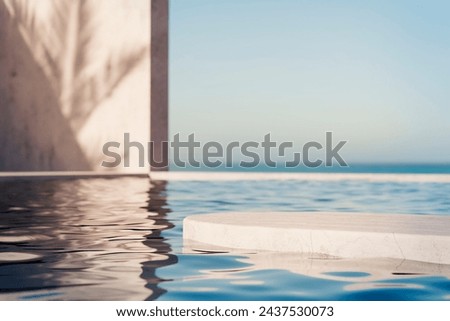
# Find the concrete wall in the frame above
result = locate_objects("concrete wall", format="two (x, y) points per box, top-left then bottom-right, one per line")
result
(0, 0), (162, 172)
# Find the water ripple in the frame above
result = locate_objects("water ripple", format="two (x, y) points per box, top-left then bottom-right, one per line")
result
(0, 176), (449, 300)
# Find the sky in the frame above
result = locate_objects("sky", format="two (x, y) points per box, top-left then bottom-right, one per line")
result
(169, 0), (450, 164)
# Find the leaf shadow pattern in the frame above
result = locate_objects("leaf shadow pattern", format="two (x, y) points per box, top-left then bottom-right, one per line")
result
(6, 0), (149, 131)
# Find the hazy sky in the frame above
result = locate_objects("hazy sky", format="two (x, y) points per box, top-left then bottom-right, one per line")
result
(169, 0), (450, 163)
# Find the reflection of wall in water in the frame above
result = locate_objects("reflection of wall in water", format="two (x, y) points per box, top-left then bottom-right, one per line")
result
(0, 177), (177, 300)
(0, 179), (72, 294)
(141, 180), (178, 301)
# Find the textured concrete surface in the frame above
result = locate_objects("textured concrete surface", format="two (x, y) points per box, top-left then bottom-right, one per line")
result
(0, 171), (146, 182)
(184, 212), (450, 264)
(150, 0), (168, 171)
(151, 171), (450, 183)
(0, 0), (161, 172)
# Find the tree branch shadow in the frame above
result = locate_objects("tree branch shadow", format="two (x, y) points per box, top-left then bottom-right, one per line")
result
(6, 0), (149, 130)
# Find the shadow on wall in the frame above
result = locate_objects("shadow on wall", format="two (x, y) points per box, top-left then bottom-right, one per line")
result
(0, 0), (149, 171)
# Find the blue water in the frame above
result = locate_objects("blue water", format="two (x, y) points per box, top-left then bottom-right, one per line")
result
(0, 171), (449, 300)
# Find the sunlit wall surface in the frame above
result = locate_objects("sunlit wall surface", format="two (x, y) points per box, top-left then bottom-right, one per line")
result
(0, 0), (150, 172)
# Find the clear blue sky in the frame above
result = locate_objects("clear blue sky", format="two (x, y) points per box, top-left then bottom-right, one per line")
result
(169, 0), (450, 163)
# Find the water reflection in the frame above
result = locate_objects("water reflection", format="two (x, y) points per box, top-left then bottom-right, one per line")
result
(1, 176), (450, 300)
(0, 176), (177, 300)
(141, 180), (178, 300)
(171, 243), (450, 301)
(0, 179), (81, 294)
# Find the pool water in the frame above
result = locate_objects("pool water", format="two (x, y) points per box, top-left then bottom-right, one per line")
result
(0, 176), (449, 300)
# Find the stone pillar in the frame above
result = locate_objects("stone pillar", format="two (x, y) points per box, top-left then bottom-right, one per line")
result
(150, 0), (169, 171)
